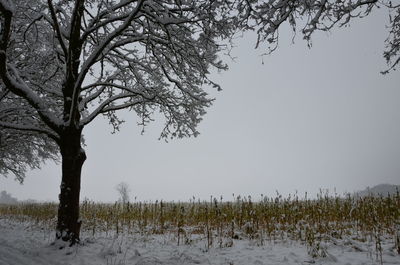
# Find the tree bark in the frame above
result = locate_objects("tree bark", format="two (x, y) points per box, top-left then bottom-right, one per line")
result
(56, 128), (86, 245)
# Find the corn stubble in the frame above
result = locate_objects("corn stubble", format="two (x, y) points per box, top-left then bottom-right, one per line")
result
(1, 191), (399, 257)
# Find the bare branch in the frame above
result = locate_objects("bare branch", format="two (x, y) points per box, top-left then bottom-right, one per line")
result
(47, 0), (68, 57)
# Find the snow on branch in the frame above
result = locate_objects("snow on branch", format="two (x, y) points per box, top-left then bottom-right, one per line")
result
(382, 3), (400, 73)
(238, 0), (379, 52)
(0, 87), (60, 141)
(75, 0), (234, 136)
(0, 0), (63, 133)
(0, 121), (59, 141)
(0, 85), (59, 181)
(81, 91), (151, 126)
(0, 125), (59, 182)
(47, 0), (68, 57)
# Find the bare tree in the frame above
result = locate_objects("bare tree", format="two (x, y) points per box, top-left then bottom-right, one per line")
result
(0, 0), (397, 245)
(0, 190), (18, 204)
(116, 182), (130, 205)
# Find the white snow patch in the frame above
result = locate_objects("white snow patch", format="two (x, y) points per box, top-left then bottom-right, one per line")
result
(0, 218), (399, 265)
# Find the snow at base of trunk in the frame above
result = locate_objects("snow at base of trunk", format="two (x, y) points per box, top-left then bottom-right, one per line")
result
(0, 218), (399, 265)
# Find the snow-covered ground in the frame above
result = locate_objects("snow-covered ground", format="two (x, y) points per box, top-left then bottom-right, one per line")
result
(0, 218), (399, 265)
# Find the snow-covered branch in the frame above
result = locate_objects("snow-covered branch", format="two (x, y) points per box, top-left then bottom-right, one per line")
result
(0, 63), (62, 131)
(239, 0), (380, 52)
(0, 0), (63, 133)
(382, 3), (400, 73)
(0, 121), (59, 141)
(47, 0), (68, 57)
(72, 0), (145, 94)
(0, 125), (59, 182)
(81, 92), (150, 126)
(81, 0), (137, 41)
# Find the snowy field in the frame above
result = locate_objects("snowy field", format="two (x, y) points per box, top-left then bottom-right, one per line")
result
(0, 218), (399, 265)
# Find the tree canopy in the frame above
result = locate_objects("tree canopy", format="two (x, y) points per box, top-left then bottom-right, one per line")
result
(0, 0), (398, 151)
(1, 0), (398, 180)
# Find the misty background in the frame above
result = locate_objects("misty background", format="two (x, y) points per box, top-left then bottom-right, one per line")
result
(1, 8), (399, 202)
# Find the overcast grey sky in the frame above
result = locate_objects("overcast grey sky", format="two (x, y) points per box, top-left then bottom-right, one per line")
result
(1, 7), (399, 202)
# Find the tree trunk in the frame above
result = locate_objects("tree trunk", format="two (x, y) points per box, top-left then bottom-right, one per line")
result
(56, 128), (86, 245)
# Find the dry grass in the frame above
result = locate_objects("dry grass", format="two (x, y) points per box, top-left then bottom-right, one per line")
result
(1, 191), (399, 256)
